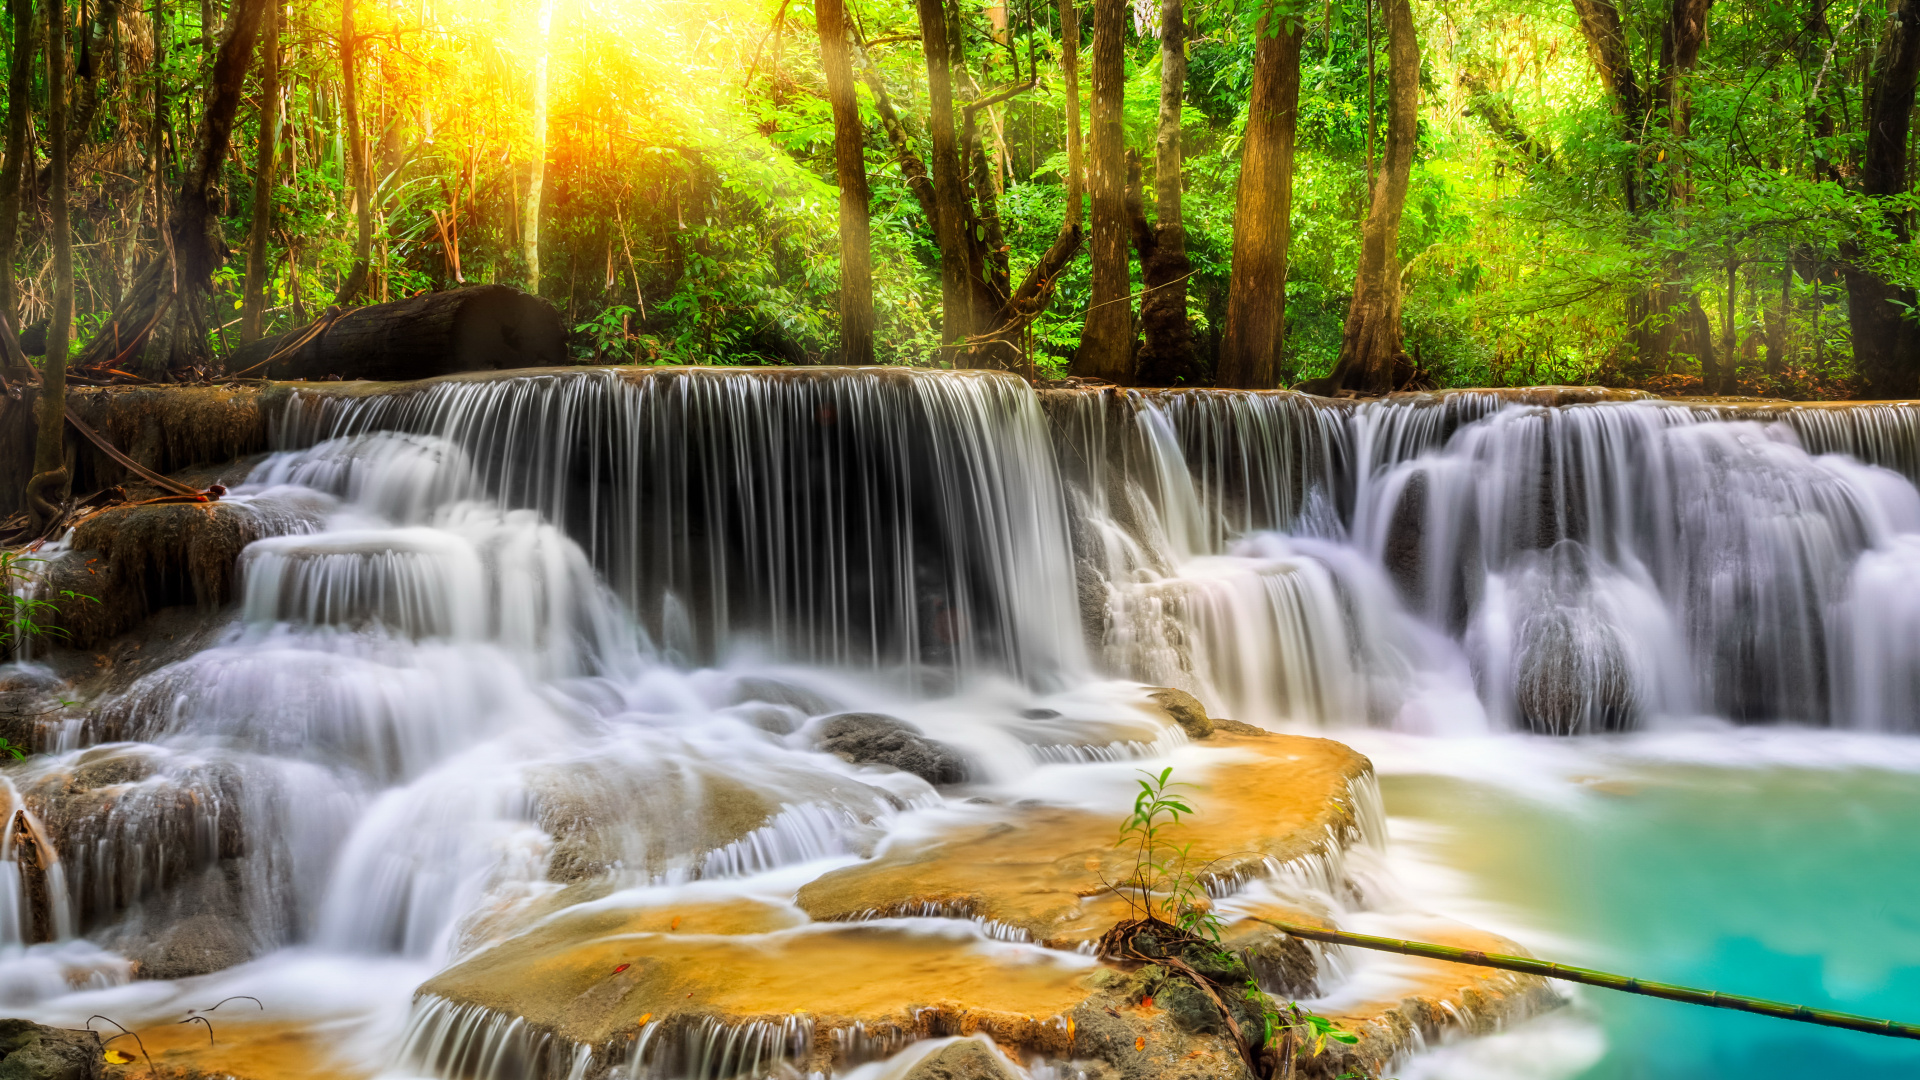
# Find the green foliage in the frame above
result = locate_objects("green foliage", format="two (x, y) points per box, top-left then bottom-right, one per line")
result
(0, 551), (89, 654)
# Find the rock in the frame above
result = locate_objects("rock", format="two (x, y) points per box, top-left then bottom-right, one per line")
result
(815, 713), (968, 785)
(728, 676), (837, 717)
(0, 1018), (102, 1080)
(1142, 688), (1213, 739)
(1210, 718), (1269, 737)
(1158, 978), (1225, 1036)
(125, 911), (256, 981)
(797, 733), (1374, 948)
(902, 1040), (1020, 1080)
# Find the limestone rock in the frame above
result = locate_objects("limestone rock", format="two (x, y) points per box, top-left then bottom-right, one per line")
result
(0, 1019), (101, 1080)
(816, 713), (968, 785)
(902, 1040), (1020, 1080)
(797, 733), (1373, 948)
(1142, 688), (1213, 739)
(125, 911), (256, 981)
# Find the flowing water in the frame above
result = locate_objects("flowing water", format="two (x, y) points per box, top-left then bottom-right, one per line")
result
(7, 369), (1920, 1078)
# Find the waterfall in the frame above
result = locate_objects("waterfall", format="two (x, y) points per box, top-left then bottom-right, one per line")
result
(7, 366), (1920, 1068)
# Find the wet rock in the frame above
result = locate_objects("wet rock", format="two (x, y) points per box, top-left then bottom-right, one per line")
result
(798, 733), (1373, 947)
(125, 911), (256, 981)
(816, 713), (967, 785)
(728, 676), (836, 717)
(903, 1041), (1019, 1080)
(0, 1018), (102, 1080)
(41, 501), (264, 650)
(1514, 606), (1637, 734)
(1209, 718), (1269, 737)
(1142, 688), (1213, 739)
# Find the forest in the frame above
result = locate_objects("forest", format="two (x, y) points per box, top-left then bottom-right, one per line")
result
(0, 0), (1916, 402)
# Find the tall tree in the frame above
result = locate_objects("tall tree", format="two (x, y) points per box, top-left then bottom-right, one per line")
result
(1074, 0), (1130, 380)
(71, 0), (267, 377)
(1060, 0), (1083, 233)
(916, 0), (975, 346)
(1217, 8), (1303, 389)
(1132, 0), (1197, 385)
(1843, 0), (1920, 398)
(334, 0), (374, 304)
(818, 0), (873, 364)
(240, 0), (280, 343)
(522, 0), (555, 296)
(0, 0), (33, 374)
(29, 0), (71, 530)
(1324, 0), (1416, 394)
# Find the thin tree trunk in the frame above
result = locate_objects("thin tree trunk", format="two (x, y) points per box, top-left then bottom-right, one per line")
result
(29, 0), (71, 529)
(1843, 0), (1920, 398)
(239, 0), (278, 343)
(521, 0), (553, 296)
(1073, 0), (1130, 380)
(333, 0), (373, 304)
(1217, 12), (1301, 389)
(916, 0), (974, 346)
(818, 0), (873, 363)
(0, 0), (33, 371)
(1059, 0), (1082, 231)
(1133, 0), (1195, 386)
(1327, 0), (1417, 394)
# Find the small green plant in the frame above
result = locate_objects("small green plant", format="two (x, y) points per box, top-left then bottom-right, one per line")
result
(1106, 767), (1357, 1077)
(0, 738), (27, 761)
(0, 551), (93, 653)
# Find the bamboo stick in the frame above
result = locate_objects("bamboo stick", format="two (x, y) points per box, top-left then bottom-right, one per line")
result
(1251, 917), (1920, 1041)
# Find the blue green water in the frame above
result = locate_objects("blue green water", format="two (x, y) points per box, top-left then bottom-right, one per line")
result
(1377, 738), (1920, 1079)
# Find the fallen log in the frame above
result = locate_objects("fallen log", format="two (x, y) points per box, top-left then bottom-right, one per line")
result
(224, 284), (567, 382)
(1254, 917), (1920, 1040)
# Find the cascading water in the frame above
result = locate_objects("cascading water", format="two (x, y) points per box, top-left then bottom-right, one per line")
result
(5, 370), (1920, 1079)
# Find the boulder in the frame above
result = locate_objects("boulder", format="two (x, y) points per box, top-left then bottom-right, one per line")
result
(902, 1040), (1021, 1080)
(815, 713), (968, 785)
(1141, 688), (1213, 739)
(0, 1018), (101, 1080)
(225, 285), (566, 383)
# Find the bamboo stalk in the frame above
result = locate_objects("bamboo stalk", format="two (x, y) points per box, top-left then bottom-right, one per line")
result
(1250, 917), (1920, 1041)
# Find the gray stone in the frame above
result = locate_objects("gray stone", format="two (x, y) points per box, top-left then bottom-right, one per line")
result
(0, 1018), (102, 1080)
(126, 911), (257, 981)
(903, 1040), (1019, 1080)
(816, 713), (968, 785)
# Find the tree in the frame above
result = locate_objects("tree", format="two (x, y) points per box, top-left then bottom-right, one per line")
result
(1324, 0), (1418, 394)
(1217, 5), (1303, 389)
(1842, 0), (1920, 399)
(817, 0), (874, 364)
(334, 0), (374, 304)
(240, 0), (281, 343)
(917, 0), (976, 346)
(522, 0), (555, 296)
(1074, 0), (1131, 380)
(29, 0), (71, 530)
(0, 0), (32, 369)
(70, 0), (268, 378)
(1132, 0), (1198, 385)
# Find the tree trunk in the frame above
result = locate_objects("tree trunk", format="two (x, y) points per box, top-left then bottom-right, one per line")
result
(0, 0), (32, 373)
(521, 0), (554, 296)
(1327, 0), (1417, 395)
(29, 0), (70, 529)
(1133, 0), (1196, 386)
(1216, 12), (1301, 389)
(818, 0), (873, 364)
(1074, 0), (1130, 380)
(226, 285), (565, 381)
(1060, 0), (1083, 231)
(72, 0), (265, 378)
(916, 0), (975, 346)
(333, 0), (373, 304)
(1844, 0), (1920, 399)
(239, 0), (279, 343)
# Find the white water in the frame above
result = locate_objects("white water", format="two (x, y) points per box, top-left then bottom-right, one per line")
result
(6, 370), (1920, 1078)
